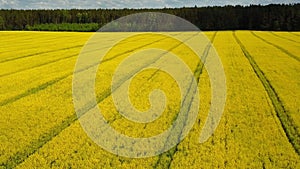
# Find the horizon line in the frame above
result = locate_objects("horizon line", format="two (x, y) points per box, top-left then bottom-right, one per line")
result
(0, 3), (299, 10)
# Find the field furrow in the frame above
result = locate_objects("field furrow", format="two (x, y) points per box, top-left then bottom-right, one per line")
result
(10, 33), (213, 169)
(0, 33), (171, 106)
(1, 31), (299, 169)
(0, 48), (80, 77)
(0, 34), (91, 61)
(234, 31), (300, 155)
(168, 31), (299, 168)
(0, 53), (77, 78)
(0, 43), (85, 64)
(155, 32), (217, 168)
(0, 35), (78, 52)
(289, 32), (300, 37)
(0, 33), (204, 168)
(0, 33), (149, 78)
(251, 31), (300, 62)
(0, 32), (153, 60)
(0, 32), (88, 50)
(236, 30), (300, 139)
(270, 32), (300, 43)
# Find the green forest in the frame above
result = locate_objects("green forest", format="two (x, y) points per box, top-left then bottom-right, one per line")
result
(0, 3), (299, 31)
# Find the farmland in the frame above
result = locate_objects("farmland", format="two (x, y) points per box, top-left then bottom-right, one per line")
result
(0, 31), (299, 168)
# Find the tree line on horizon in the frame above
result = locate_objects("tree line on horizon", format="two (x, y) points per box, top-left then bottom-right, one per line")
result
(0, 3), (299, 31)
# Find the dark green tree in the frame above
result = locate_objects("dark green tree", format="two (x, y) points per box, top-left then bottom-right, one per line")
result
(0, 15), (5, 30)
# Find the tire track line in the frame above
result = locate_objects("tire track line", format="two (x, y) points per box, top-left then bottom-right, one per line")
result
(269, 32), (300, 43)
(251, 32), (300, 62)
(0, 35), (75, 48)
(0, 75), (69, 107)
(0, 35), (77, 54)
(0, 35), (147, 64)
(234, 31), (300, 156)
(0, 36), (140, 78)
(0, 35), (149, 78)
(0, 54), (76, 78)
(0, 37), (101, 63)
(154, 32), (217, 169)
(107, 33), (203, 127)
(0, 35), (99, 56)
(9, 33), (195, 169)
(0, 45), (84, 63)
(289, 32), (300, 37)
(0, 33), (37, 44)
(2, 33), (192, 169)
(0, 34), (171, 107)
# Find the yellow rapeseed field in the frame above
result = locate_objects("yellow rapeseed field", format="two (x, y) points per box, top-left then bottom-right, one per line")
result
(0, 31), (299, 168)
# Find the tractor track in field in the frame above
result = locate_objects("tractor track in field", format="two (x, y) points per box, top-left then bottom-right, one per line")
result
(251, 32), (300, 62)
(153, 61), (200, 169)
(0, 34), (77, 47)
(0, 33), (39, 45)
(234, 31), (300, 156)
(0, 36), (102, 63)
(0, 34), (170, 107)
(0, 53), (77, 78)
(223, 115), (229, 168)
(153, 32), (217, 169)
(0, 35), (148, 64)
(0, 45), (84, 63)
(0, 35), (79, 54)
(89, 33), (202, 129)
(1, 34), (75, 46)
(107, 32), (212, 131)
(269, 32), (300, 43)
(0, 35), (149, 78)
(0, 75), (69, 107)
(289, 32), (300, 37)
(2, 33), (197, 169)
(74, 34), (193, 118)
